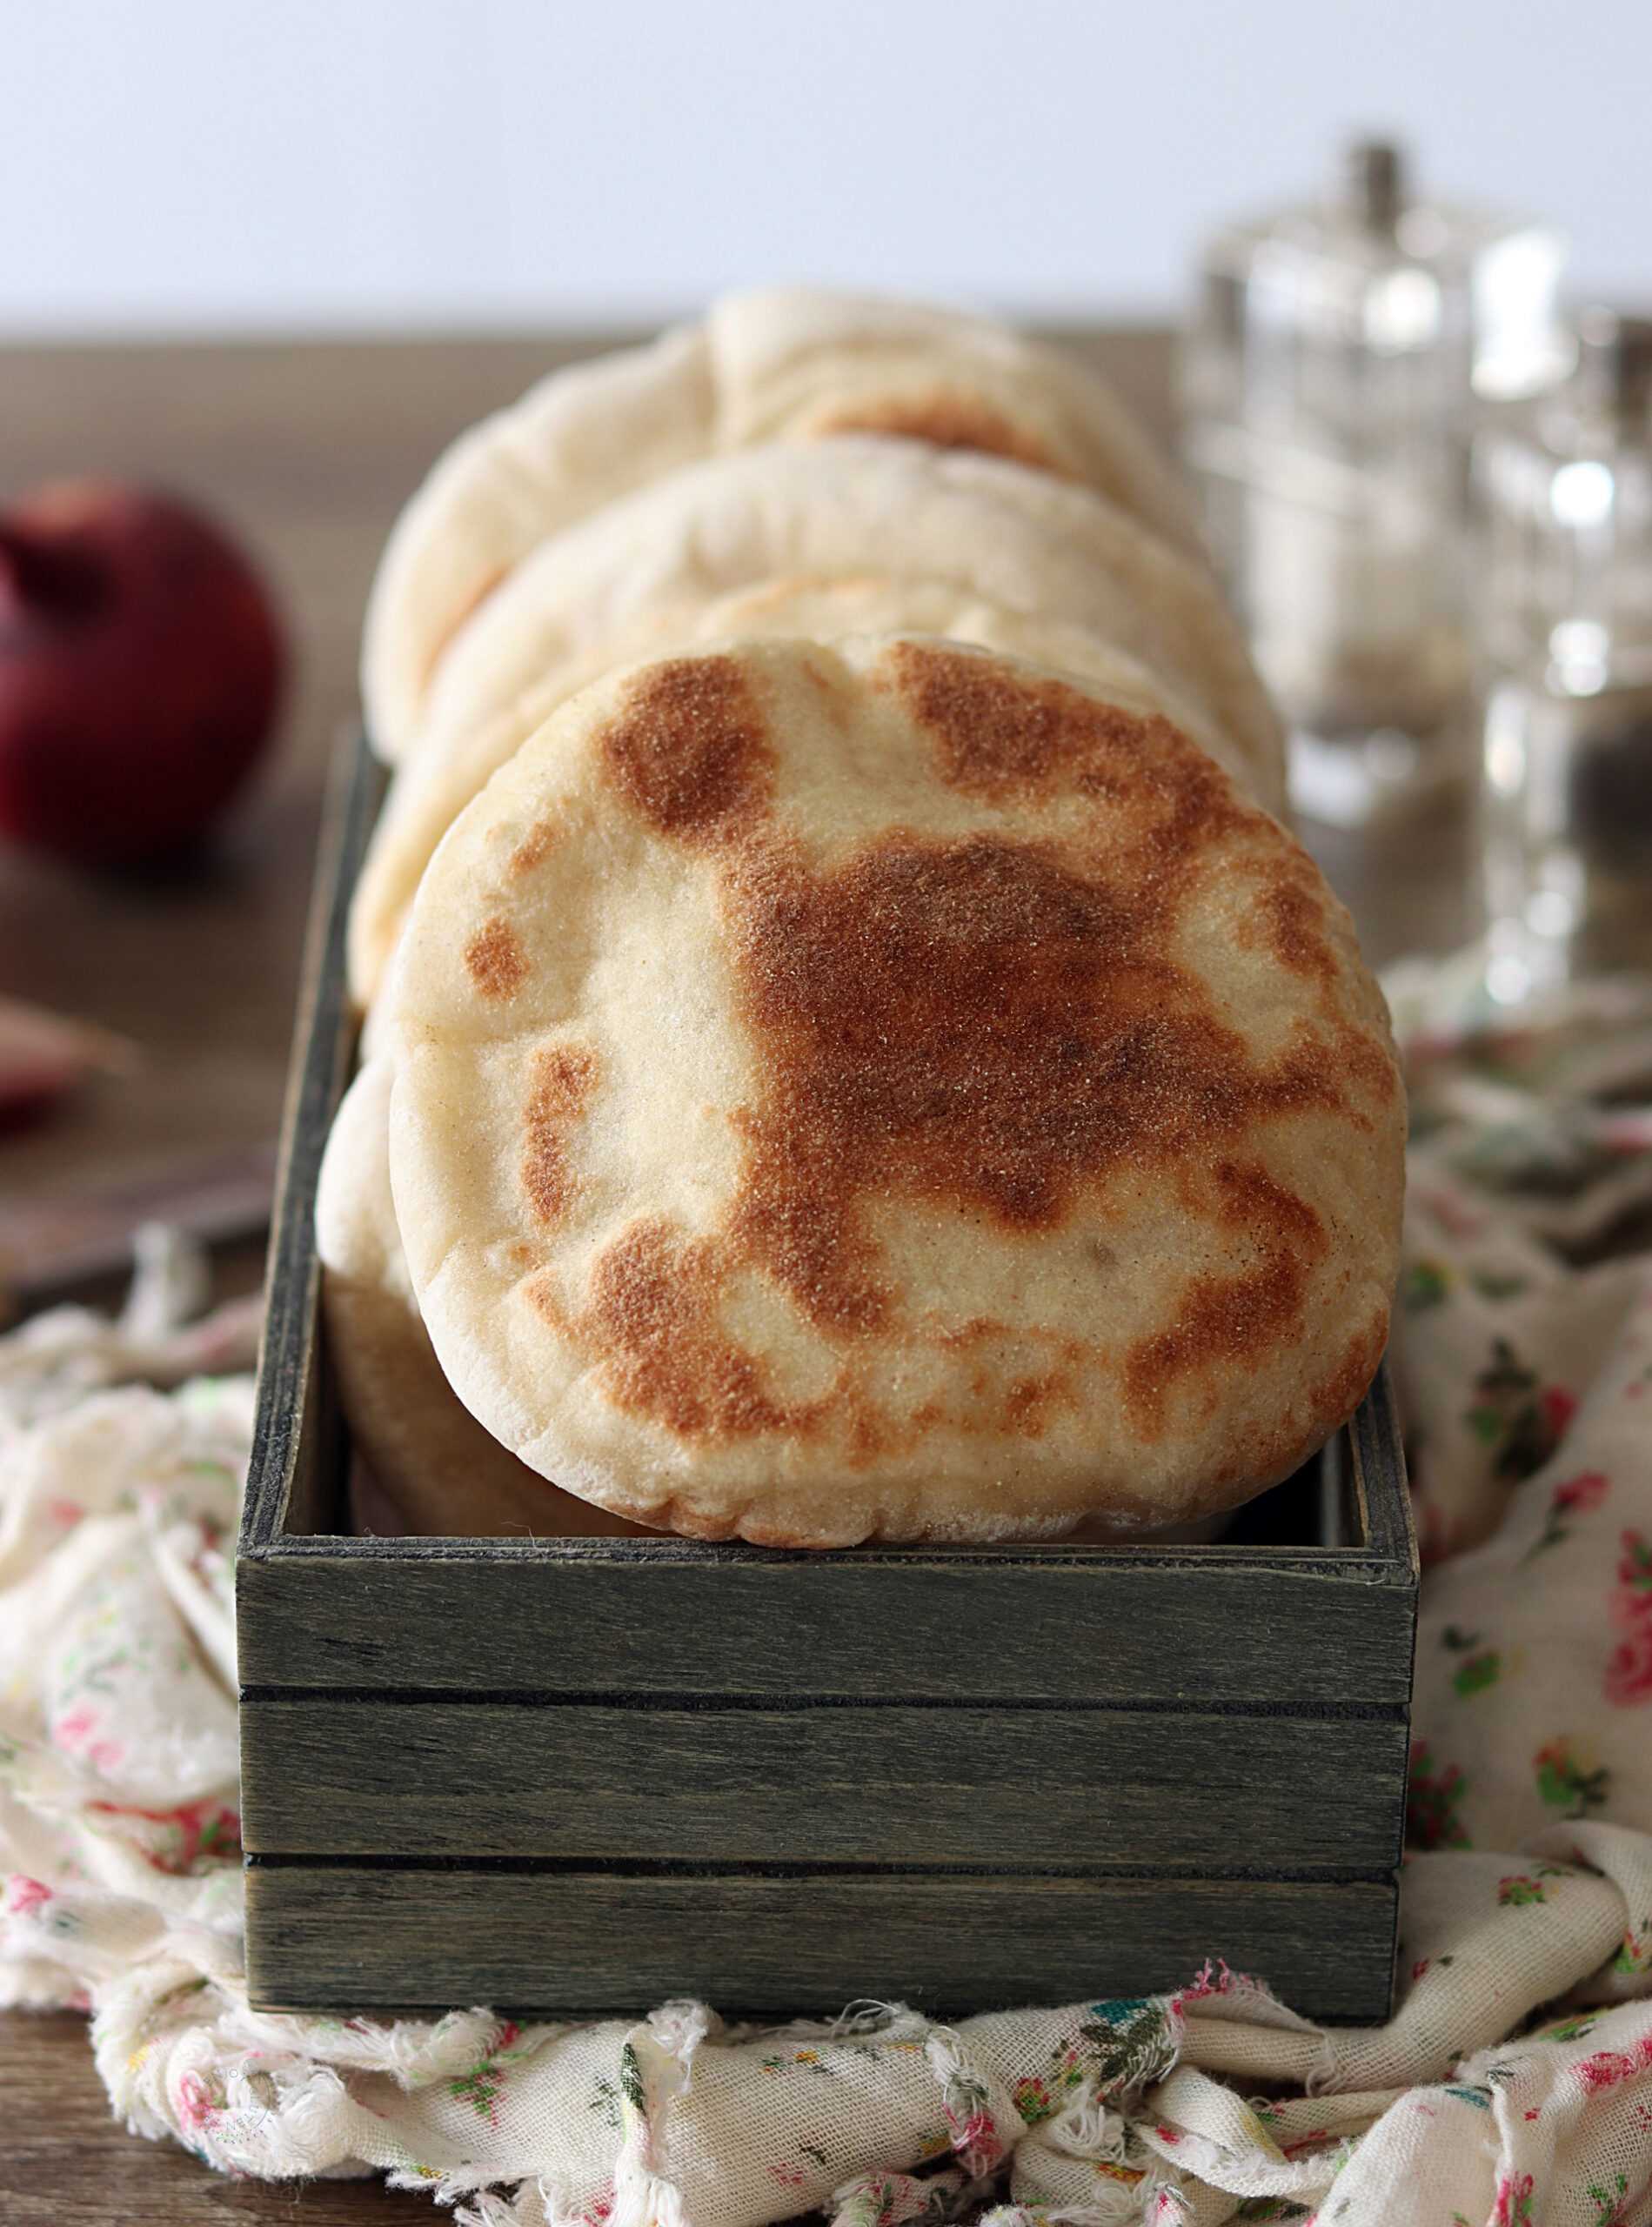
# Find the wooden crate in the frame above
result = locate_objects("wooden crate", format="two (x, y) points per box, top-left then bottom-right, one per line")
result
(237, 738), (1418, 2023)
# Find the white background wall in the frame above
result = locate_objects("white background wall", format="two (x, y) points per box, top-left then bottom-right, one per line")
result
(3, 0), (1647, 336)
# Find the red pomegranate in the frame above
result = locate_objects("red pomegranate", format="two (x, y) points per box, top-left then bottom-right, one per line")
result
(0, 479), (285, 866)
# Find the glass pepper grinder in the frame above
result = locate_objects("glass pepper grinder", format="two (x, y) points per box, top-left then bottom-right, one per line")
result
(1475, 309), (1652, 1001)
(1182, 138), (1569, 831)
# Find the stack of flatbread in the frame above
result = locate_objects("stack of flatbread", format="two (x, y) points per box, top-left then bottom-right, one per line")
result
(318, 289), (1404, 1548)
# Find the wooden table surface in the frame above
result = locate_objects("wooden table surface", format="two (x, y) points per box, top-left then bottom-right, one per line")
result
(0, 324), (1469, 2220)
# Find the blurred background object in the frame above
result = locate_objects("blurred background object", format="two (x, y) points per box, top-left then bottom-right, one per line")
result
(0, 479), (284, 866)
(1474, 309), (1652, 1003)
(1181, 137), (1569, 833)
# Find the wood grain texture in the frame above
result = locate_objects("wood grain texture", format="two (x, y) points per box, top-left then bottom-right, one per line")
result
(240, 1697), (1409, 1869)
(245, 1867), (1400, 2024)
(244, 730), (380, 1560)
(239, 1544), (1417, 1704)
(1347, 1357), (1416, 1574)
(0, 2011), (432, 2223)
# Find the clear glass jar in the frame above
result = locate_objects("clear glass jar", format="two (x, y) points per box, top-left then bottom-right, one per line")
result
(1183, 140), (1570, 829)
(1475, 310), (1652, 1000)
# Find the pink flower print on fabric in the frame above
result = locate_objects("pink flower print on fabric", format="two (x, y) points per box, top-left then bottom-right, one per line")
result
(1543, 1386), (1580, 1438)
(832, 2167), (973, 2227)
(1607, 1623), (1652, 1706)
(1010, 2042), (1086, 2126)
(1, 1876), (53, 1919)
(1492, 2168), (1536, 2225)
(1523, 1468), (1611, 1562)
(925, 2035), (1020, 2178)
(1605, 1531), (1652, 1705)
(1465, 1339), (1577, 1487)
(1588, 2171), (1635, 2227)
(50, 1703), (124, 1777)
(1615, 1912), (1652, 1976)
(1496, 1869), (1568, 1907)
(1407, 1739), (1472, 1849)
(86, 1797), (240, 1875)
(447, 2018), (524, 2127)
(1174, 1959), (1240, 2006)
(174, 2068), (224, 2146)
(1573, 2032), (1652, 2096)
(941, 2099), (1003, 2178)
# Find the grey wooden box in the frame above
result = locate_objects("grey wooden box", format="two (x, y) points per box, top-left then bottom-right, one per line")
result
(237, 738), (1419, 2024)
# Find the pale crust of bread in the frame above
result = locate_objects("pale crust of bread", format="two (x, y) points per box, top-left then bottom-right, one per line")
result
(347, 569), (1285, 1010)
(360, 291), (1205, 764)
(316, 1058), (658, 1539)
(413, 440), (1276, 797)
(705, 286), (1201, 558)
(361, 323), (714, 765)
(384, 637), (1402, 1548)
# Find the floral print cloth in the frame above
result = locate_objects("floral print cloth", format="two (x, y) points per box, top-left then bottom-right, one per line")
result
(3, 980), (1652, 2227)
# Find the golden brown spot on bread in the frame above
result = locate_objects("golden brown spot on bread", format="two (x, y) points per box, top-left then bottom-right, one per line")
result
(510, 819), (562, 878)
(1341, 1022), (1403, 1108)
(1255, 873), (1339, 986)
(599, 655), (772, 843)
(1320, 1306), (1389, 1434)
(721, 825), (1353, 1334)
(521, 1041), (597, 1227)
(812, 391), (1064, 474)
(1004, 1372), (1069, 1438)
(465, 915), (529, 1000)
(584, 1217), (801, 1440)
(1201, 1300), (1388, 1496)
(886, 639), (1241, 830)
(1121, 1163), (1328, 1437)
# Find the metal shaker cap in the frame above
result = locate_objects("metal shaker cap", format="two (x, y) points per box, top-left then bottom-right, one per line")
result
(1342, 138), (1407, 234)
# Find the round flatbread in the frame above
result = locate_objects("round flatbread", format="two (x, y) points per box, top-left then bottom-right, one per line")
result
(385, 636), (1403, 1546)
(417, 438), (1274, 789)
(706, 285), (1199, 558)
(347, 569), (1283, 1008)
(360, 290), (1202, 762)
(316, 1056), (656, 1539)
(351, 438), (1281, 1006)
(361, 321), (713, 765)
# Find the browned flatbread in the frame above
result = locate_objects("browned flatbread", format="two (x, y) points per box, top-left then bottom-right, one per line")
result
(384, 637), (1404, 1546)
(360, 288), (1203, 762)
(316, 1057), (658, 1540)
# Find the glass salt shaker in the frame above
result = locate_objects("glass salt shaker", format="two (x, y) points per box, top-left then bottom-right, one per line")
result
(1182, 138), (1569, 830)
(1475, 310), (1652, 1000)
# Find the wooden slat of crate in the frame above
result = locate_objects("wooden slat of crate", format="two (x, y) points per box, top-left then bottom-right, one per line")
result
(244, 1866), (1400, 2023)
(237, 1548), (1416, 1704)
(239, 1697), (1408, 1869)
